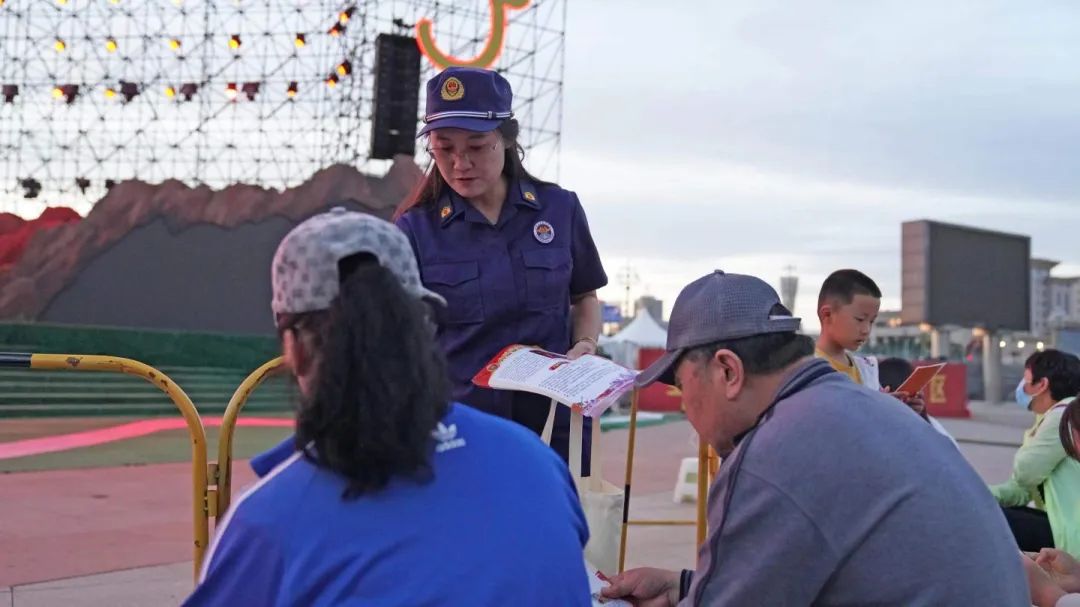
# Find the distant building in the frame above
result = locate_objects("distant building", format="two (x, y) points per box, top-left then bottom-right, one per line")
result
(865, 259), (1080, 361)
(1031, 258), (1059, 338)
(864, 310), (932, 359)
(634, 295), (664, 325)
(780, 267), (798, 314)
(1024, 258), (1080, 358)
(1048, 276), (1080, 325)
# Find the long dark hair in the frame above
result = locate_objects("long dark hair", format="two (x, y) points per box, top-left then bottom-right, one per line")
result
(393, 118), (552, 220)
(1060, 398), (1080, 462)
(286, 253), (450, 498)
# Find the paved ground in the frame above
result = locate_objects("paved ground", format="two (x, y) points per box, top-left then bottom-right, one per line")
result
(0, 401), (1036, 605)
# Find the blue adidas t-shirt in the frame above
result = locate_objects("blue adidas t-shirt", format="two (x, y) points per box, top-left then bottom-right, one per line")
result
(185, 403), (591, 607)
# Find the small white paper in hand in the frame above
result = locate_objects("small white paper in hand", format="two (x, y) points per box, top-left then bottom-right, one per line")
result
(586, 559), (632, 606)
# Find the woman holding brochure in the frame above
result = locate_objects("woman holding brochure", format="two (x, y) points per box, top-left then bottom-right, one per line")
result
(395, 67), (607, 471)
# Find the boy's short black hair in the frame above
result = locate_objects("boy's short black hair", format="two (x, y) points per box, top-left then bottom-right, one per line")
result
(878, 357), (914, 392)
(1025, 349), (1080, 402)
(818, 269), (882, 308)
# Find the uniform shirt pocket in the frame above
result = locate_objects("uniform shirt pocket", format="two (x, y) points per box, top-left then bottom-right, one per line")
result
(521, 248), (572, 312)
(424, 261), (484, 324)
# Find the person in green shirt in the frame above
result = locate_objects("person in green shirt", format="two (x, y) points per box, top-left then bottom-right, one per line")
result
(991, 349), (1080, 556)
(1017, 400), (1080, 606)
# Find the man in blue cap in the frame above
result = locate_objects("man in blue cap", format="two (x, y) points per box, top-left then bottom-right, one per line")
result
(395, 67), (607, 473)
(602, 270), (1027, 605)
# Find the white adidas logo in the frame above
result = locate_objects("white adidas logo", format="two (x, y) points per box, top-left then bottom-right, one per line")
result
(432, 422), (466, 453)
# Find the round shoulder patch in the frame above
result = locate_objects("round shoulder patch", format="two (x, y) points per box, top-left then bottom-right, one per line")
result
(533, 220), (555, 244)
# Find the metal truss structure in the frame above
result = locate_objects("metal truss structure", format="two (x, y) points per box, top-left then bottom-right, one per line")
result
(0, 0), (565, 214)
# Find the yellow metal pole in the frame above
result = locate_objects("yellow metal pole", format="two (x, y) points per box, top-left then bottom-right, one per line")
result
(215, 357), (285, 517)
(27, 354), (209, 583)
(617, 389), (640, 574)
(696, 439), (709, 547)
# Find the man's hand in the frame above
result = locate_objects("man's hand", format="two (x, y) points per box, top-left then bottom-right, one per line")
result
(1024, 552), (1069, 607)
(600, 568), (681, 607)
(1037, 548), (1080, 593)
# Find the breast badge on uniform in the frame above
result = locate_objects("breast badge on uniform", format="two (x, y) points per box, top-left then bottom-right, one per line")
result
(440, 77), (464, 101)
(533, 220), (554, 244)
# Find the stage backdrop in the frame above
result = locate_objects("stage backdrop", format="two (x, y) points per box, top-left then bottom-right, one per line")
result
(0, 159), (422, 335)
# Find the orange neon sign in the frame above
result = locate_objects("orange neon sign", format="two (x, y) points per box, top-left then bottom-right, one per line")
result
(416, 0), (531, 70)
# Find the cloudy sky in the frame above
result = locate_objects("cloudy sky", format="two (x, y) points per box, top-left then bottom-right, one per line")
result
(557, 1), (1080, 330)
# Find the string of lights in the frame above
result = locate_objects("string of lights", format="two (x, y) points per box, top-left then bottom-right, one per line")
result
(0, 0), (565, 215)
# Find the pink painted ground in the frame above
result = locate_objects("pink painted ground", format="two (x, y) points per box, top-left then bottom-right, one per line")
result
(0, 418), (293, 460)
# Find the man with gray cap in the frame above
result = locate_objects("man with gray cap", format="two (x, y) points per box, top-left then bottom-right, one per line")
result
(603, 270), (1027, 605)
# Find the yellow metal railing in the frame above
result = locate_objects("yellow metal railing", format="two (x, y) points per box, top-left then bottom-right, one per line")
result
(214, 357), (286, 516)
(7, 353), (211, 582)
(5, 349), (721, 581)
(616, 389), (716, 573)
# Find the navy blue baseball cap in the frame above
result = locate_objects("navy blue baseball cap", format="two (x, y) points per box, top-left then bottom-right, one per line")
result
(417, 67), (514, 137)
(636, 271), (803, 387)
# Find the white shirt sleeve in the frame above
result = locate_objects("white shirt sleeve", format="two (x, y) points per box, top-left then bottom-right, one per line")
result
(1057, 594), (1080, 607)
(927, 415), (959, 448)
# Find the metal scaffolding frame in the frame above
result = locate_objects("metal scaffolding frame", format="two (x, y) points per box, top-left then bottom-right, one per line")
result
(0, 0), (565, 215)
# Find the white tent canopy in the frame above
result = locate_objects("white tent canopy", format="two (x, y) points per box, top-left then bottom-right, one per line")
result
(603, 310), (667, 369)
(609, 309), (667, 347)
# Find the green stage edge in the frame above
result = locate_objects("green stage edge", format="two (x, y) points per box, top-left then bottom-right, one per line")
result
(0, 322), (279, 369)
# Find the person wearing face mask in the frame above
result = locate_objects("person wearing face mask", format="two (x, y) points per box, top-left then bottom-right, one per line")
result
(394, 67), (607, 472)
(991, 349), (1080, 556)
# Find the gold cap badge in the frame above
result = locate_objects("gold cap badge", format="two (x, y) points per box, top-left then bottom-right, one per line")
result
(440, 77), (464, 101)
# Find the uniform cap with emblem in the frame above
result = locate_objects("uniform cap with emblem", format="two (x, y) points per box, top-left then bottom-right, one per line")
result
(271, 207), (446, 320)
(417, 67), (514, 137)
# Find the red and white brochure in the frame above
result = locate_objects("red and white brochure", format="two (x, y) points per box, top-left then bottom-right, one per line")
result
(472, 345), (637, 417)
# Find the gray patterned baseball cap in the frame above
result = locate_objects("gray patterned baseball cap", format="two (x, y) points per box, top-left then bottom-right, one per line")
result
(636, 270), (802, 387)
(271, 207), (445, 317)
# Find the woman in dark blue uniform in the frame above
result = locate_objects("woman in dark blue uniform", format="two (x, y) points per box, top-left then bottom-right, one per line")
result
(395, 67), (607, 471)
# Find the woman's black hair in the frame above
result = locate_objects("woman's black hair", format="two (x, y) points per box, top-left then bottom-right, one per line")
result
(393, 118), (552, 220)
(282, 253), (450, 498)
(1060, 398), (1080, 462)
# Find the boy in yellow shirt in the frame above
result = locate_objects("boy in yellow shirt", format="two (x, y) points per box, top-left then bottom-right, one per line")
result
(816, 269), (952, 444)
(816, 269), (883, 387)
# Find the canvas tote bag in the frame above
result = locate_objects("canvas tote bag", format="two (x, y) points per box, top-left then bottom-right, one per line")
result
(542, 400), (625, 574)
